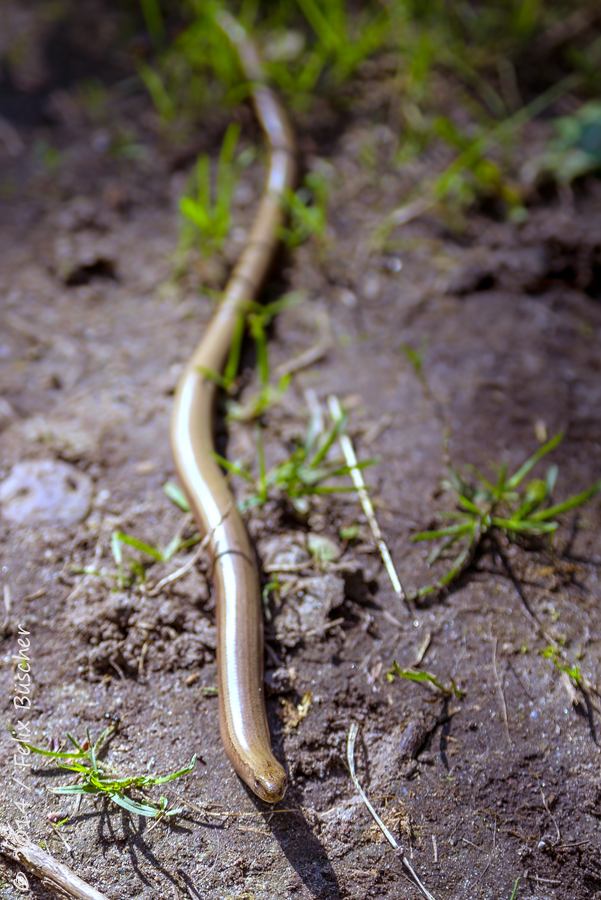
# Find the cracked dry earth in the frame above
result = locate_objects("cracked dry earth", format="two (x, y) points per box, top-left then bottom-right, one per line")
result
(1, 38), (601, 900)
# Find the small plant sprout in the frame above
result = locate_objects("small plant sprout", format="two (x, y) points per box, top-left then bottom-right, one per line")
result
(179, 122), (253, 254)
(390, 662), (464, 699)
(540, 646), (601, 716)
(196, 292), (303, 416)
(110, 526), (200, 589)
(412, 433), (601, 599)
(280, 171), (330, 249)
(137, 63), (177, 122)
(163, 480), (191, 513)
(541, 645), (583, 682)
(12, 722), (195, 820)
(401, 339), (429, 382)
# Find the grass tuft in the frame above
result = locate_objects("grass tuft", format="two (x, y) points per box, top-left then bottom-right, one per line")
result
(213, 399), (377, 515)
(411, 434), (601, 599)
(12, 722), (195, 820)
(179, 122), (254, 255)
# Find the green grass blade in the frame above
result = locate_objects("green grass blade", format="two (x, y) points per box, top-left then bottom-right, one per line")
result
(163, 481), (191, 513)
(505, 433), (563, 489)
(249, 315), (269, 385)
(464, 463), (497, 495)
(210, 451), (252, 482)
(436, 533), (478, 588)
(67, 732), (85, 752)
(137, 63), (174, 120)
(93, 724), (115, 752)
(112, 531), (163, 563)
(296, 0), (341, 53)
(492, 516), (557, 534)
(310, 414), (348, 469)
(305, 485), (362, 495)
(528, 480), (601, 521)
(426, 533), (463, 566)
(457, 495), (481, 515)
(180, 196), (211, 231)
(51, 783), (102, 796)
(161, 533), (183, 562)
(144, 755), (196, 786)
(496, 461), (508, 497)
(197, 153), (211, 217)
(259, 291), (305, 324)
(412, 522), (474, 542)
(139, 0), (165, 47)
(110, 531), (124, 587)
(546, 464), (558, 496)
(393, 663), (446, 693)
(16, 742), (85, 760)
(109, 792), (161, 818)
(178, 534), (201, 552)
(86, 728), (96, 770)
(57, 761), (91, 775)
(196, 365), (229, 390)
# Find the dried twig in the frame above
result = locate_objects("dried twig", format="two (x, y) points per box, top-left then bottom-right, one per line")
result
(274, 342), (328, 378)
(145, 538), (208, 596)
(492, 637), (511, 745)
(346, 723), (440, 900)
(327, 395), (405, 604)
(0, 824), (111, 900)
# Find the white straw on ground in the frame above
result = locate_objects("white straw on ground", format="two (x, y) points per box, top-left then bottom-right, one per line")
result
(347, 724), (440, 900)
(327, 395), (405, 603)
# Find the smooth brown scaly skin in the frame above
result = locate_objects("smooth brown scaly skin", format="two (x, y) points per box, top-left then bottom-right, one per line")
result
(170, 14), (296, 803)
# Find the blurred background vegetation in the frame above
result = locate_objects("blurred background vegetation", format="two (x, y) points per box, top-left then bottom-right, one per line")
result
(1, 1), (600, 225)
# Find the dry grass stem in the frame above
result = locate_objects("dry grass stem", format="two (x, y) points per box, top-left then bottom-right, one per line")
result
(492, 637), (511, 745)
(413, 633), (432, 666)
(274, 342), (329, 378)
(146, 537), (208, 596)
(327, 395), (405, 603)
(346, 723), (440, 900)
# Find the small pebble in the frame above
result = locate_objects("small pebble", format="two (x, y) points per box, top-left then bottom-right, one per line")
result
(0, 459), (93, 526)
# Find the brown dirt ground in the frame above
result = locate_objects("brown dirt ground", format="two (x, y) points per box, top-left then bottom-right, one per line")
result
(0, 4), (600, 900)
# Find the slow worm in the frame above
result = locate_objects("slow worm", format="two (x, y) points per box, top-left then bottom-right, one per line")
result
(170, 13), (296, 803)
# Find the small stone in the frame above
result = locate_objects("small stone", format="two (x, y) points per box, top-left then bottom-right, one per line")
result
(339, 288), (357, 308)
(275, 573), (345, 647)
(258, 533), (311, 570)
(0, 459), (93, 526)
